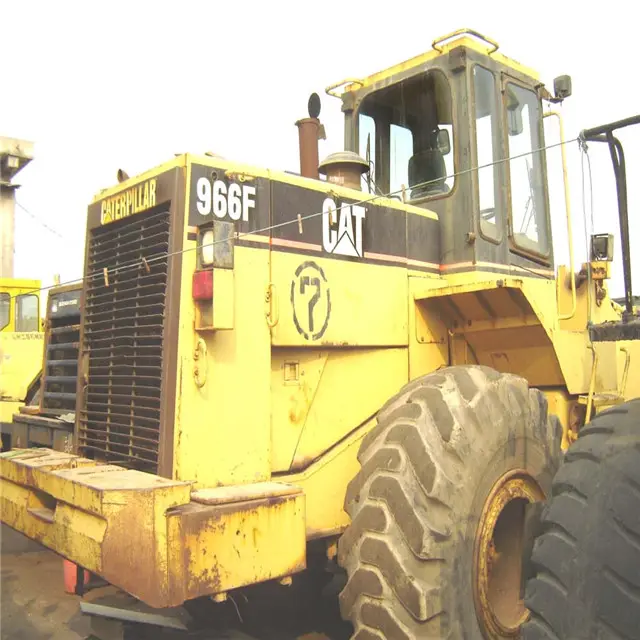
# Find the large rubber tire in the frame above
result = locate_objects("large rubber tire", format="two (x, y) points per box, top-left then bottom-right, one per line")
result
(522, 398), (640, 640)
(337, 365), (562, 639)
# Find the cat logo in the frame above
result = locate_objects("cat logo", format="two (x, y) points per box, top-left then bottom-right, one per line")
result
(322, 197), (365, 258)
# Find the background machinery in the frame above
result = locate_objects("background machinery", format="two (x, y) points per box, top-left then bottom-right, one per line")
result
(0, 277), (43, 447)
(1, 281), (82, 453)
(1, 29), (639, 639)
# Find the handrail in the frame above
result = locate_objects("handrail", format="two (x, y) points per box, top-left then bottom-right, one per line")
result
(544, 111), (576, 321)
(586, 346), (598, 424)
(432, 29), (499, 54)
(325, 78), (364, 99)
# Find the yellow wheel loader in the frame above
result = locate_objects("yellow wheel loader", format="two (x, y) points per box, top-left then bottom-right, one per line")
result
(2, 29), (639, 639)
(0, 277), (43, 447)
(2, 282), (82, 452)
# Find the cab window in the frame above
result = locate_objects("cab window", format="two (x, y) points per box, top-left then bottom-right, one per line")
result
(0, 293), (9, 331)
(505, 82), (549, 255)
(16, 294), (39, 332)
(358, 113), (376, 191)
(473, 65), (502, 240)
(357, 69), (454, 202)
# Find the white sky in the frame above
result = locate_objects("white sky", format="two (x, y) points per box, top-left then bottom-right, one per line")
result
(2, 0), (638, 302)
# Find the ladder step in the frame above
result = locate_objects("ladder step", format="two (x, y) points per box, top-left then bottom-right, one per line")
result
(578, 393), (624, 408)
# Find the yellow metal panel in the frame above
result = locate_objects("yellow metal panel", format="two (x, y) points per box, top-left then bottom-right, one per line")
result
(283, 419), (374, 539)
(0, 332), (43, 400)
(1, 449), (307, 608)
(290, 347), (407, 470)
(169, 491), (306, 600)
(270, 349), (328, 472)
(91, 156), (186, 203)
(0, 401), (22, 430)
(541, 388), (577, 451)
(412, 272), (605, 395)
(270, 254), (409, 347)
(409, 275), (448, 379)
(0, 278), (41, 289)
(0, 449), (192, 607)
(174, 175), (272, 486)
(556, 264), (620, 332)
(212, 268), (234, 329)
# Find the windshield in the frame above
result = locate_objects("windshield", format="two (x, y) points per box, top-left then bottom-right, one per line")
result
(16, 294), (39, 332)
(357, 69), (455, 201)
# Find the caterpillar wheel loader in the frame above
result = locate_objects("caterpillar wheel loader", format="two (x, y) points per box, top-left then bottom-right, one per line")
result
(2, 29), (640, 639)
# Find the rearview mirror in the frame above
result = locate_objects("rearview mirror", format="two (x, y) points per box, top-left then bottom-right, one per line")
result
(437, 129), (451, 155)
(506, 88), (524, 136)
(553, 75), (572, 101)
(508, 109), (523, 136)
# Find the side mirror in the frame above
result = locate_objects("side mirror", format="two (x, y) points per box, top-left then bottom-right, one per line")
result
(508, 109), (524, 136)
(506, 88), (524, 136)
(591, 233), (614, 262)
(553, 75), (572, 101)
(436, 129), (451, 155)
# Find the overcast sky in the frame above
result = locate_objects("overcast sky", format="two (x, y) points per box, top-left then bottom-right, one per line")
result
(3, 0), (638, 302)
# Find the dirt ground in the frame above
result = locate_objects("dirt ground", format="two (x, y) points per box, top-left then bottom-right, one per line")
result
(1, 527), (91, 640)
(1, 526), (351, 640)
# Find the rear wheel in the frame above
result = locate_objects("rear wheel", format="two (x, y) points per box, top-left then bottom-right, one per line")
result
(522, 399), (640, 640)
(337, 365), (562, 639)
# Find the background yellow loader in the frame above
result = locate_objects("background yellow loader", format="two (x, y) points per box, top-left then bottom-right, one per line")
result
(0, 277), (43, 447)
(1, 281), (81, 453)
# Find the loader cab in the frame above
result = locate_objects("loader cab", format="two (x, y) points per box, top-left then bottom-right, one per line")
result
(0, 278), (41, 333)
(339, 30), (562, 274)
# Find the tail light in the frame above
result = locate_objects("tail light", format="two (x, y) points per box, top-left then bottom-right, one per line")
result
(192, 270), (213, 300)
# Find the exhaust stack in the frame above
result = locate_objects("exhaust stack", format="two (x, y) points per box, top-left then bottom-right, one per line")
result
(295, 93), (325, 179)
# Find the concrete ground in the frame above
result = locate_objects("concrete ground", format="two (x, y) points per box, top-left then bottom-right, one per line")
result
(1, 527), (91, 640)
(1, 525), (351, 640)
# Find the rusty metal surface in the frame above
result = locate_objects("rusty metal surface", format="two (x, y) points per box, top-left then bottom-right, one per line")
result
(1, 448), (308, 609)
(167, 491), (306, 605)
(295, 117), (321, 179)
(473, 469), (545, 637)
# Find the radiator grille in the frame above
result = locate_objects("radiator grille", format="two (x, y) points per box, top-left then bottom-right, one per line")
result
(78, 209), (170, 473)
(42, 300), (80, 414)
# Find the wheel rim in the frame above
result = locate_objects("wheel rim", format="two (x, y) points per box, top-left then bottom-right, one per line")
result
(473, 469), (544, 637)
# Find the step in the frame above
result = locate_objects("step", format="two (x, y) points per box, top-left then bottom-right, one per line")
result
(578, 393), (624, 408)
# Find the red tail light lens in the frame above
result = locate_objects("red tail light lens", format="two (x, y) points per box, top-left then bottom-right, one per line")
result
(192, 270), (213, 301)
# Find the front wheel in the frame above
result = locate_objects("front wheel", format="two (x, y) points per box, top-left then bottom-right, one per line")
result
(337, 365), (562, 639)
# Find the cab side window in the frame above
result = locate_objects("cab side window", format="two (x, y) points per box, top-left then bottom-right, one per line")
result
(505, 82), (549, 256)
(473, 65), (502, 240)
(16, 294), (39, 332)
(0, 293), (9, 331)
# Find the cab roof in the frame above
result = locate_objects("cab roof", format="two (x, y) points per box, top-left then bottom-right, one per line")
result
(326, 29), (540, 98)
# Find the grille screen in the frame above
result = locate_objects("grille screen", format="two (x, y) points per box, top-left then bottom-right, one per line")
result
(78, 208), (170, 473)
(42, 303), (80, 414)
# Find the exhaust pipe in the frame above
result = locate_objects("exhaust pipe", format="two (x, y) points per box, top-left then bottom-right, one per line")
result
(295, 93), (325, 179)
